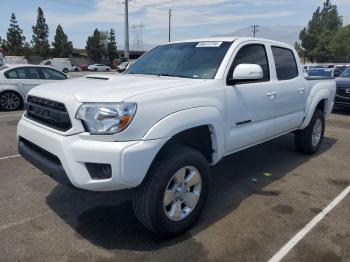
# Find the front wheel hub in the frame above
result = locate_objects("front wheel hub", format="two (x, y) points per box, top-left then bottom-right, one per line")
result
(163, 166), (202, 221)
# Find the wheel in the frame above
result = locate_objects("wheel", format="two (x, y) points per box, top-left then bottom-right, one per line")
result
(74, 67), (79, 72)
(94, 68), (98, 72)
(133, 144), (210, 238)
(106, 68), (111, 72)
(295, 110), (325, 154)
(63, 68), (69, 73)
(0, 91), (23, 111)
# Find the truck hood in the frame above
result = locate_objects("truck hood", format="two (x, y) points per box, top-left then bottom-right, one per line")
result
(31, 74), (204, 102)
(336, 77), (350, 88)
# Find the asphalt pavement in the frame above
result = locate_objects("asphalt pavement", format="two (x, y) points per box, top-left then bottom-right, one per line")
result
(0, 108), (349, 262)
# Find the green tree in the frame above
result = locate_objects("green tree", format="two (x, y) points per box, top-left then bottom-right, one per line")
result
(32, 7), (50, 58)
(86, 29), (105, 62)
(299, 0), (342, 62)
(330, 25), (350, 62)
(107, 28), (119, 62)
(5, 13), (26, 55)
(52, 24), (73, 57)
(294, 42), (307, 64)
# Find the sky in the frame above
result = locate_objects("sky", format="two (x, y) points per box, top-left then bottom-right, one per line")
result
(0, 0), (350, 50)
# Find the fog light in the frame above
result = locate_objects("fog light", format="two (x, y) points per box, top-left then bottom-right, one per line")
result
(85, 163), (112, 180)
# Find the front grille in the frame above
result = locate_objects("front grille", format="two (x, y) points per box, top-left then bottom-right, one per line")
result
(336, 89), (350, 99)
(25, 95), (72, 131)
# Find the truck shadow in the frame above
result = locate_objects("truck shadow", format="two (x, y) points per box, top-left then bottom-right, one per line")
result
(46, 134), (336, 251)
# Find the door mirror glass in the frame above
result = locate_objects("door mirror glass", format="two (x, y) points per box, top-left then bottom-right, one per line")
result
(232, 64), (263, 81)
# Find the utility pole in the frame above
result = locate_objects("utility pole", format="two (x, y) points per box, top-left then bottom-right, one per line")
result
(168, 9), (172, 42)
(250, 25), (259, 37)
(124, 0), (130, 59)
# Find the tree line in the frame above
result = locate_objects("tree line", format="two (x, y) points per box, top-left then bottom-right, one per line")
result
(296, 0), (350, 63)
(0, 7), (119, 62)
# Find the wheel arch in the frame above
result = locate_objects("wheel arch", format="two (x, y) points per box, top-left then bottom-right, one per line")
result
(300, 91), (329, 130)
(143, 106), (226, 164)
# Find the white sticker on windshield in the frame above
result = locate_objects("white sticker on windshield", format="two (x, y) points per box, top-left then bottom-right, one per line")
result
(196, 41), (223, 48)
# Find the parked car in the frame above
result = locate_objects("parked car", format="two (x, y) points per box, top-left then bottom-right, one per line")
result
(0, 65), (67, 111)
(79, 64), (89, 71)
(307, 68), (335, 78)
(72, 65), (80, 72)
(116, 62), (131, 73)
(40, 58), (73, 73)
(88, 64), (111, 72)
(18, 37), (335, 237)
(335, 67), (350, 108)
(303, 64), (327, 72)
(3, 56), (28, 65)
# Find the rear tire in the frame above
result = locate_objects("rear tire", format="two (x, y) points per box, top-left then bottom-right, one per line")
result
(133, 144), (210, 238)
(63, 68), (69, 73)
(295, 110), (325, 154)
(0, 91), (23, 111)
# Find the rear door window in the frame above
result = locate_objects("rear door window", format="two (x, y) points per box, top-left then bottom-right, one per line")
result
(5, 68), (26, 79)
(40, 68), (67, 80)
(272, 46), (298, 80)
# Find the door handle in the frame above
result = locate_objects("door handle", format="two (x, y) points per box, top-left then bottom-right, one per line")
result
(266, 91), (277, 99)
(298, 87), (305, 94)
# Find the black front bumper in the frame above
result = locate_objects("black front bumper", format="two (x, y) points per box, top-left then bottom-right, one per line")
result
(18, 138), (73, 187)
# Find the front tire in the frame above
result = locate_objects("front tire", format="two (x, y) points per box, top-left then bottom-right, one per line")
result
(0, 91), (23, 111)
(133, 144), (210, 238)
(295, 110), (325, 154)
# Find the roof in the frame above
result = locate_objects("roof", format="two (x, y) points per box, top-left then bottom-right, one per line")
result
(3, 64), (52, 69)
(169, 36), (293, 48)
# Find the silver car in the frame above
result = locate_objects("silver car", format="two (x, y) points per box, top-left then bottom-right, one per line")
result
(0, 64), (68, 111)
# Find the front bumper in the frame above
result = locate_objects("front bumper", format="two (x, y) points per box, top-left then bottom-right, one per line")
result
(17, 118), (168, 191)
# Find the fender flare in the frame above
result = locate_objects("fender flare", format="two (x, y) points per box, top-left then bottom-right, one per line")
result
(300, 89), (330, 129)
(143, 106), (226, 164)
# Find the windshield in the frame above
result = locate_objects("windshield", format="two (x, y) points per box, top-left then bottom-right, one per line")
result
(126, 41), (232, 79)
(340, 68), (350, 78)
(308, 69), (333, 78)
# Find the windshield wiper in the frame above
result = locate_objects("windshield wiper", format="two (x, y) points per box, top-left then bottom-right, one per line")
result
(157, 73), (190, 79)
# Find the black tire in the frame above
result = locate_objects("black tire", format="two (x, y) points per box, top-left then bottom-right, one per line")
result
(106, 68), (111, 72)
(94, 68), (98, 72)
(63, 68), (69, 73)
(133, 144), (210, 238)
(0, 91), (23, 111)
(295, 110), (325, 155)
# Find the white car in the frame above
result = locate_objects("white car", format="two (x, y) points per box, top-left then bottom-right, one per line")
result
(41, 58), (73, 73)
(116, 62), (131, 73)
(88, 64), (111, 72)
(18, 37), (335, 237)
(0, 64), (67, 111)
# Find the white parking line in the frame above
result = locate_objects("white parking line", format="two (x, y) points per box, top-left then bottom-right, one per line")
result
(0, 155), (20, 161)
(269, 184), (350, 262)
(0, 113), (22, 118)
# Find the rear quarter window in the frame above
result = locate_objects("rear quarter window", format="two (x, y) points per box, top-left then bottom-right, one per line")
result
(272, 46), (299, 80)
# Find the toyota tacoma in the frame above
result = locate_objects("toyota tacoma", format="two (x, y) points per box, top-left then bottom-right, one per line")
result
(17, 37), (336, 237)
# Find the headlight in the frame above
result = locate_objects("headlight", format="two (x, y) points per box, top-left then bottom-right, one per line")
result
(76, 102), (137, 135)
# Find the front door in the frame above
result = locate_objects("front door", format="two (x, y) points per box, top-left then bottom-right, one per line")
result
(225, 43), (278, 154)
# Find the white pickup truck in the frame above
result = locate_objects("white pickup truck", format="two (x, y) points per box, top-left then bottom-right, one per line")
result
(17, 37), (335, 237)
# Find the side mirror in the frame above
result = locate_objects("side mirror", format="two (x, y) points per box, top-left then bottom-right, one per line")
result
(232, 64), (263, 81)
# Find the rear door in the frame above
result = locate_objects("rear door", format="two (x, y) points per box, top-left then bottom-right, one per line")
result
(4, 67), (42, 97)
(268, 46), (305, 132)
